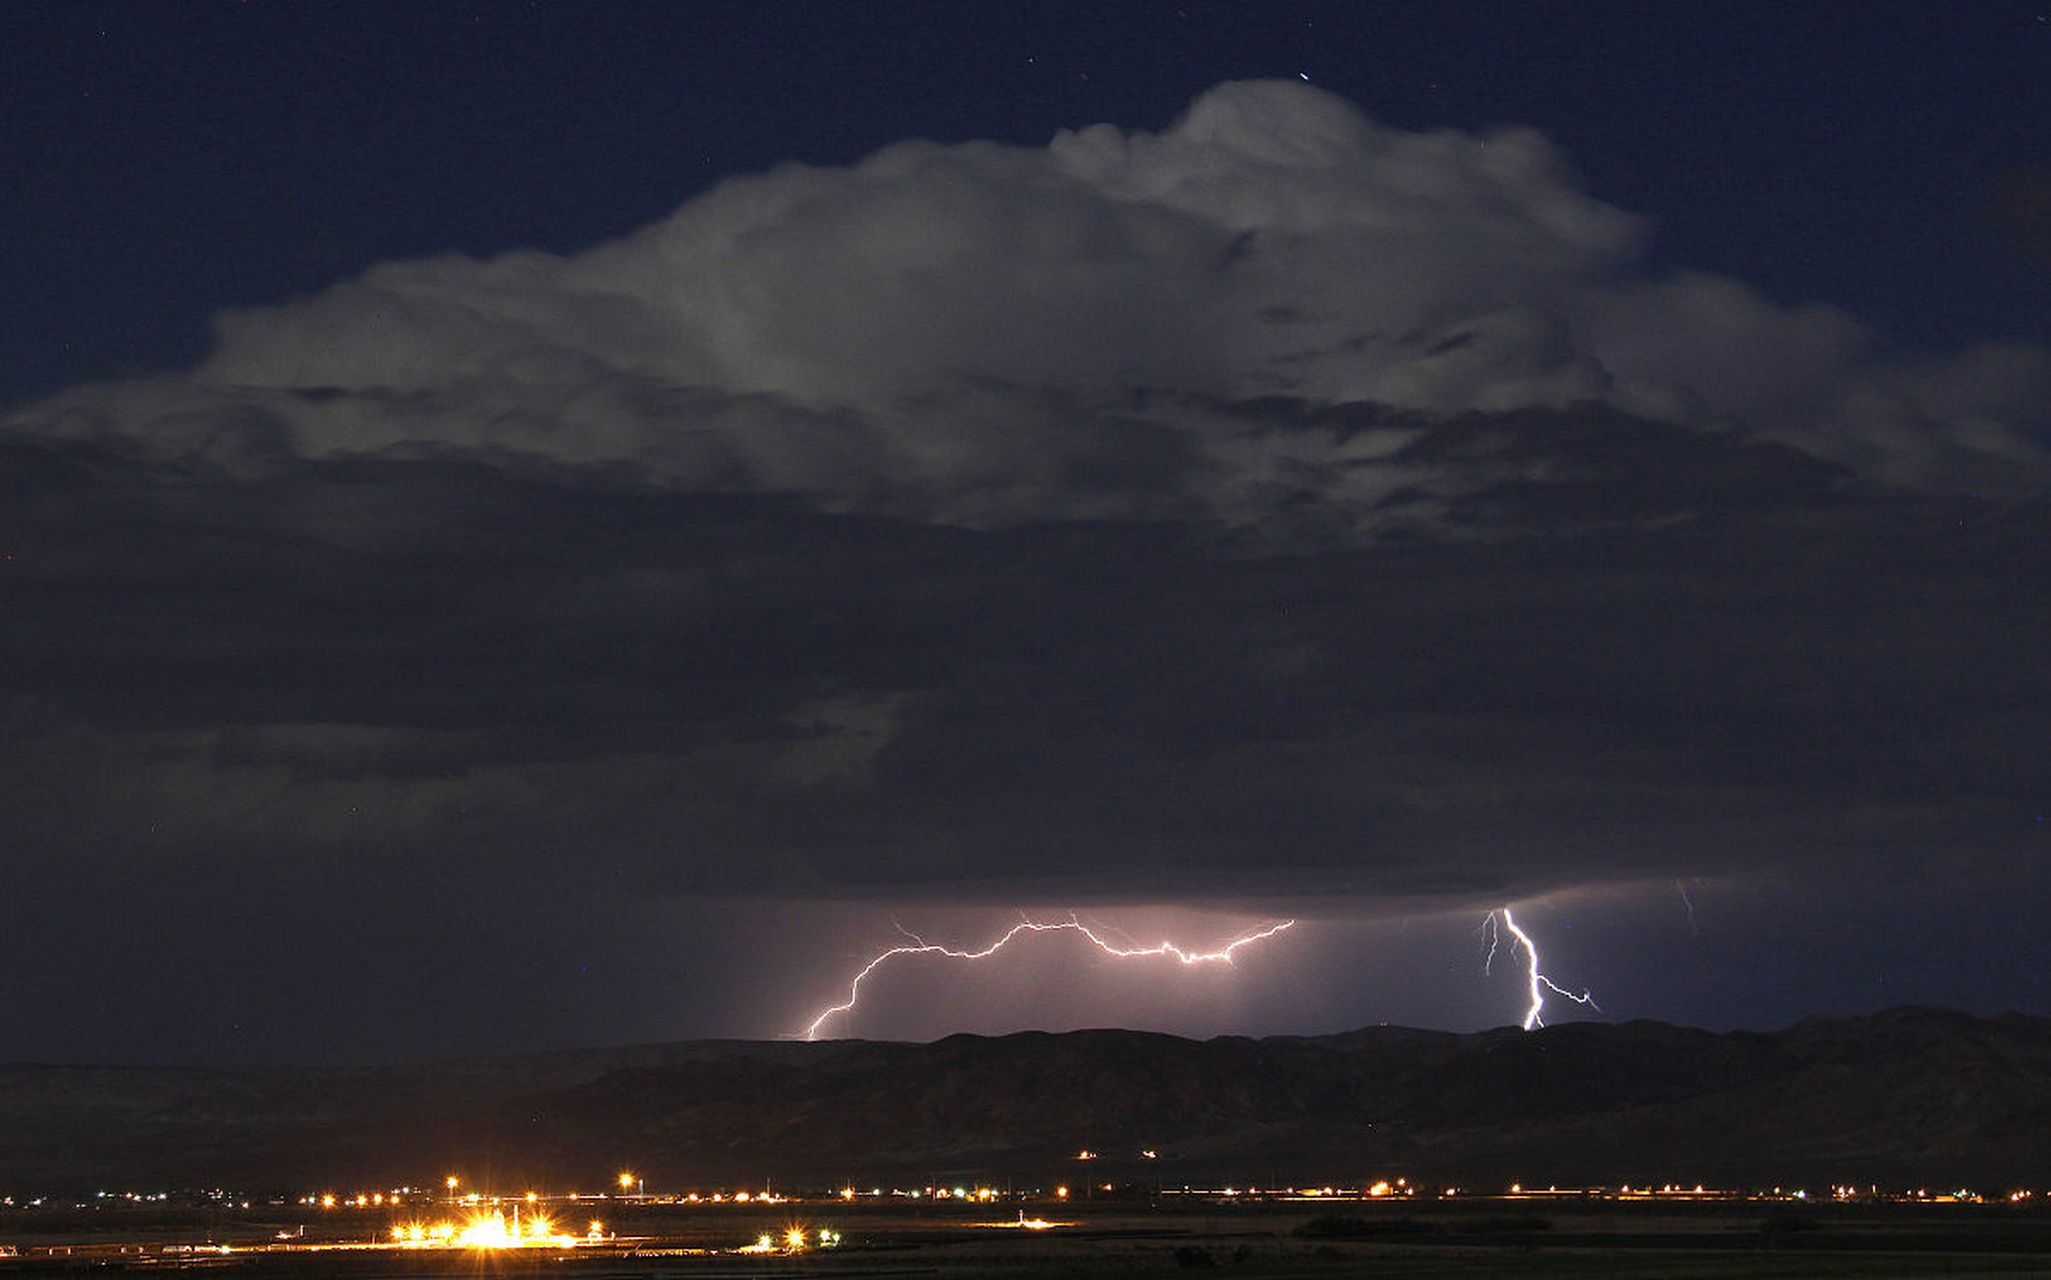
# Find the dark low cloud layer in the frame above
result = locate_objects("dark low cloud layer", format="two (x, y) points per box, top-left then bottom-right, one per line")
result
(4, 411), (2042, 899)
(3, 83), (2048, 1057)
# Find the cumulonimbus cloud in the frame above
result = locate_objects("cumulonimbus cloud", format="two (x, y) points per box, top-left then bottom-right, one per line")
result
(9, 80), (2046, 524)
(2, 80), (2048, 921)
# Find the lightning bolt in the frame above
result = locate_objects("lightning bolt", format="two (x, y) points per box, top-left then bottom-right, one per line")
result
(802, 913), (1296, 1041)
(1673, 876), (1700, 934)
(1482, 907), (1598, 1031)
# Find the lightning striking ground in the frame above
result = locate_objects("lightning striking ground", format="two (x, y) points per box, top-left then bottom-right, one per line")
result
(1482, 908), (1599, 1031)
(801, 914), (1296, 1041)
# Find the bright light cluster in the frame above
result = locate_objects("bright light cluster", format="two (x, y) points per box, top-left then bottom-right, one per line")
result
(737, 1225), (839, 1254)
(678, 1188), (787, 1204)
(388, 1209), (584, 1250)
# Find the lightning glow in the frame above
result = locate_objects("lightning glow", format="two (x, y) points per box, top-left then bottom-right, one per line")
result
(1673, 876), (1700, 934)
(1483, 908), (1598, 1031)
(801, 913), (1296, 1041)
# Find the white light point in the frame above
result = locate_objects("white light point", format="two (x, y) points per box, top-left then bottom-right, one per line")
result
(1483, 907), (1598, 1031)
(802, 914), (1296, 1040)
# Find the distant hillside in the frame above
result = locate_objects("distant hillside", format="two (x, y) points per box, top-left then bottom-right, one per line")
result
(4, 1007), (2049, 1193)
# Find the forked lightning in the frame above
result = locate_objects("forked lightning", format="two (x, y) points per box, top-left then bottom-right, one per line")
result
(1482, 907), (1599, 1030)
(802, 914), (1296, 1040)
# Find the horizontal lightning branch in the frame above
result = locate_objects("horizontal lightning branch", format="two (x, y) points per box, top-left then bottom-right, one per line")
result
(802, 914), (1296, 1041)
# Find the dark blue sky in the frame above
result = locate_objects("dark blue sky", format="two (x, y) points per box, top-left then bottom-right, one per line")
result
(6, 2), (2047, 403)
(3, 3), (2050, 1063)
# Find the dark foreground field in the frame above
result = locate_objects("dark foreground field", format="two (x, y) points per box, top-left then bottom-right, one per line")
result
(9, 1199), (2051, 1278)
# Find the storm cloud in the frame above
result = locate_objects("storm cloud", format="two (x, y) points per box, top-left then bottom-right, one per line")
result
(16, 81), (2046, 515)
(3, 82), (2048, 1053)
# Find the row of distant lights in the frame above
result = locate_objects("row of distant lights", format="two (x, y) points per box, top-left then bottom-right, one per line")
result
(872, 1186), (1014, 1202)
(1503, 1183), (2041, 1204)
(0, 1190), (257, 1211)
(84, 1191), (257, 1210)
(307, 1179), (1066, 1208)
(22, 1178), (2045, 1213)
(298, 1180), (1086, 1215)
(1205, 1179), (1414, 1198)
(1195, 1180), (2047, 1203)
(306, 1189), (416, 1209)
(308, 1173), (704, 1210)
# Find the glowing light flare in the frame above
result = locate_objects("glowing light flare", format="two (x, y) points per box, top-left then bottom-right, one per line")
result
(736, 1224), (835, 1255)
(388, 1208), (581, 1250)
(463, 1213), (519, 1249)
(802, 914), (1296, 1040)
(1483, 908), (1598, 1030)
(983, 1211), (1067, 1229)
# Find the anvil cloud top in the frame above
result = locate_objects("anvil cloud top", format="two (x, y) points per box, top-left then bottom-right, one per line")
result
(2, 3), (2047, 1062)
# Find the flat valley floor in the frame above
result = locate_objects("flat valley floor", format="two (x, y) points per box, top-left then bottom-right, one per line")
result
(9, 1199), (2051, 1277)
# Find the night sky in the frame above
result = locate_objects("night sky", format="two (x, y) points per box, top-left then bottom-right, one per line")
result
(3, 2), (2049, 1065)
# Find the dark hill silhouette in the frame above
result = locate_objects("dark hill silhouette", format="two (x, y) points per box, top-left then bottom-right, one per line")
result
(4, 1007), (2048, 1192)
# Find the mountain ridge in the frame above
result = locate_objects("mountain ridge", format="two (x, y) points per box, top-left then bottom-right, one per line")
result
(4, 1006), (2047, 1193)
